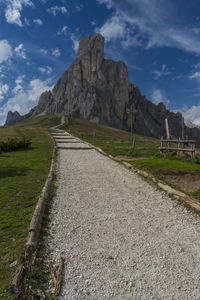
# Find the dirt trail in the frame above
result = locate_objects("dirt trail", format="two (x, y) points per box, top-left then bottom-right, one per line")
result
(47, 130), (200, 300)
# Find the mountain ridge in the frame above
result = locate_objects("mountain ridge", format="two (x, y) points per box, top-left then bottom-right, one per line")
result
(5, 33), (200, 145)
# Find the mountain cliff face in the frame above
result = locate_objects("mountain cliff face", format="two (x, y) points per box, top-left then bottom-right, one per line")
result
(5, 111), (23, 126)
(5, 33), (200, 144)
(40, 34), (129, 129)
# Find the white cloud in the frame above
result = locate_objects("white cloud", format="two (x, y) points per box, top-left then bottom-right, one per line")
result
(24, 17), (30, 25)
(96, 0), (200, 55)
(47, 6), (68, 16)
(0, 40), (12, 63)
(193, 63), (200, 70)
(96, 0), (113, 9)
(33, 18), (43, 25)
(0, 83), (9, 101)
(189, 72), (200, 80)
(95, 13), (141, 48)
(0, 78), (53, 124)
(183, 106), (200, 126)
(97, 14), (127, 41)
(151, 88), (170, 106)
(12, 75), (25, 95)
(14, 44), (26, 59)
(40, 48), (48, 55)
(57, 25), (68, 36)
(52, 48), (61, 57)
(38, 66), (52, 74)
(5, 0), (33, 27)
(71, 35), (79, 52)
(152, 64), (171, 80)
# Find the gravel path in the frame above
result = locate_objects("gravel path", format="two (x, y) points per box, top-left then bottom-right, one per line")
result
(47, 132), (200, 300)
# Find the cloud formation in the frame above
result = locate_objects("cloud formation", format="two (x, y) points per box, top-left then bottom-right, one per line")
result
(96, 0), (200, 55)
(5, 0), (33, 27)
(0, 40), (12, 63)
(38, 66), (52, 74)
(183, 106), (200, 126)
(0, 83), (9, 101)
(0, 77), (53, 124)
(70, 35), (79, 52)
(97, 14), (128, 41)
(40, 48), (48, 55)
(96, 0), (113, 9)
(47, 6), (68, 16)
(52, 48), (61, 57)
(151, 88), (170, 106)
(189, 72), (200, 80)
(57, 25), (68, 36)
(14, 44), (26, 59)
(152, 64), (171, 80)
(33, 18), (43, 25)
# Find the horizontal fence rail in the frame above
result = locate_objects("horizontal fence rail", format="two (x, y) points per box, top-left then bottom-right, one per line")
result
(159, 138), (195, 159)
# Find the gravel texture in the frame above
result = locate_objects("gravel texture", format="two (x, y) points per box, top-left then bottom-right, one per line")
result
(46, 142), (200, 300)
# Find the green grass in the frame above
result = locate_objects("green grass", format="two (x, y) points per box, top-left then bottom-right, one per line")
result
(64, 117), (159, 158)
(63, 117), (200, 203)
(15, 114), (61, 128)
(0, 116), (59, 299)
(25, 179), (57, 299)
(1, 114), (199, 297)
(130, 157), (200, 177)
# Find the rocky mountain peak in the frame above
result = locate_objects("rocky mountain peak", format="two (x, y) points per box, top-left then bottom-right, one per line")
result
(5, 111), (22, 126)
(78, 33), (104, 60)
(5, 33), (200, 146)
(76, 33), (105, 83)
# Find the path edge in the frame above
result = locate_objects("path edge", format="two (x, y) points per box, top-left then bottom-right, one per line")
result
(69, 131), (200, 213)
(11, 136), (57, 299)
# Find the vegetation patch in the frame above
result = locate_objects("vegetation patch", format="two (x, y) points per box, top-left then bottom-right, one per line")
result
(62, 117), (200, 202)
(130, 158), (200, 176)
(128, 158), (200, 195)
(0, 116), (57, 299)
(2, 114), (199, 298)
(24, 180), (57, 299)
(63, 117), (159, 158)
(0, 136), (32, 153)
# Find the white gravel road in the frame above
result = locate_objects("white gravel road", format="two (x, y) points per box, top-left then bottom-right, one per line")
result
(46, 134), (200, 300)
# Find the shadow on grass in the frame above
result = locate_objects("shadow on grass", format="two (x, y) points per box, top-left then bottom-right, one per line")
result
(0, 147), (34, 154)
(0, 166), (29, 178)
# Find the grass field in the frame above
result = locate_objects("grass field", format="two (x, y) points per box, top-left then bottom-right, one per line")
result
(64, 117), (200, 202)
(0, 115), (60, 299)
(1, 114), (200, 298)
(64, 117), (159, 157)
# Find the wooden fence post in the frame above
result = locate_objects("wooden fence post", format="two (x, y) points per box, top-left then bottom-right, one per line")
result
(165, 118), (170, 139)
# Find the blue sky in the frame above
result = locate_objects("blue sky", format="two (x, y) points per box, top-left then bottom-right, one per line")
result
(0, 0), (200, 125)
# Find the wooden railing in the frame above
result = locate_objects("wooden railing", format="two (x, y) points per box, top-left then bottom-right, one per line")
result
(159, 138), (195, 159)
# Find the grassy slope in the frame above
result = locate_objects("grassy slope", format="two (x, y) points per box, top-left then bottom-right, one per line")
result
(65, 117), (159, 157)
(64, 117), (200, 201)
(4, 115), (197, 298)
(0, 115), (60, 299)
(23, 117), (161, 298)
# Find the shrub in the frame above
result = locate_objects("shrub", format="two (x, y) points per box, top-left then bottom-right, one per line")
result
(0, 136), (32, 153)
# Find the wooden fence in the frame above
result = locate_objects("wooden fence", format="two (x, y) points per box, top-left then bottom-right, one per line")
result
(159, 138), (195, 159)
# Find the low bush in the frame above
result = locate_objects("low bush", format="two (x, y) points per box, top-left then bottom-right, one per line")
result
(0, 136), (32, 153)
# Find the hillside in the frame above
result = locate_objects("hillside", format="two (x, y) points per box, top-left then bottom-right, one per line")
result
(0, 116), (59, 299)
